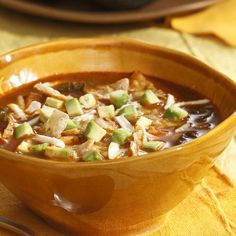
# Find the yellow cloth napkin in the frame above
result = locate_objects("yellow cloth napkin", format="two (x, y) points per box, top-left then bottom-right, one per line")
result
(170, 0), (236, 47)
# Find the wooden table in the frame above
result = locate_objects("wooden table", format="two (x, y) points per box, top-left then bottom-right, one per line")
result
(0, 8), (235, 236)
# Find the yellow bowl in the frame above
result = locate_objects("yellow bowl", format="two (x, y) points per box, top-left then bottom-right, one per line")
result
(0, 38), (235, 235)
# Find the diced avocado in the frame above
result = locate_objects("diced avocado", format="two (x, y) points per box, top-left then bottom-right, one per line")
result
(136, 116), (153, 129)
(79, 94), (96, 109)
(40, 105), (55, 122)
(65, 98), (83, 116)
(112, 128), (131, 145)
(17, 141), (32, 153)
(118, 105), (138, 122)
(143, 141), (165, 151)
(164, 105), (188, 121)
(110, 90), (130, 108)
(45, 97), (64, 109)
(84, 150), (103, 162)
(45, 146), (75, 159)
(140, 89), (160, 106)
(97, 105), (115, 118)
(64, 120), (78, 131)
(84, 121), (107, 142)
(15, 123), (34, 139)
(31, 143), (48, 152)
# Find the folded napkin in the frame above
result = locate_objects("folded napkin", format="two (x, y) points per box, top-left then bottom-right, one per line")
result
(170, 0), (236, 47)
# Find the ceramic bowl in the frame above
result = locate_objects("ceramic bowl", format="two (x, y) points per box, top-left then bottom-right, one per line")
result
(94, 0), (154, 10)
(0, 38), (235, 235)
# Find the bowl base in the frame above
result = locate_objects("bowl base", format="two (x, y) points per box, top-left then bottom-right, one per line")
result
(36, 209), (168, 235)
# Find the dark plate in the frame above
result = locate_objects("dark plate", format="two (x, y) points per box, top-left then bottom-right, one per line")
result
(0, 0), (222, 24)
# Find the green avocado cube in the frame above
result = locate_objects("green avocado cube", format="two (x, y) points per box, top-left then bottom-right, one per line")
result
(136, 116), (153, 129)
(45, 146), (75, 159)
(65, 98), (83, 116)
(110, 90), (130, 108)
(112, 128), (131, 145)
(15, 123), (34, 139)
(97, 105), (115, 118)
(45, 97), (64, 109)
(143, 141), (165, 151)
(64, 120), (78, 131)
(39, 105), (55, 122)
(118, 105), (138, 122)
(17, 141), (32, 153)
(84, 121), (107, 142)
(140, 89), (160, 106)
(84, 150), (103, 162)
(31, 143), (48, 152)
(164, 105), (188, 121)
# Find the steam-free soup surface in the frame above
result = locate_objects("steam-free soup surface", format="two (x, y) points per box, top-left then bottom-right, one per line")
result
(0, 72), (220, 162)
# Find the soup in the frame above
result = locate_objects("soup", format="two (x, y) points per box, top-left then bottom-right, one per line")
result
(0, 72), (220, 162)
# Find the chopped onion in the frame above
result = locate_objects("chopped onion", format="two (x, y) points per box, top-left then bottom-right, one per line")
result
(17, 96), (25, 109)
(175, 99), (210, 107)
(115, 115), (133, 132)
(73, 110), (96, 123)
(25, 101), (41, 114)
(34, 83), (73, 101)
(95, 118), (115, 131)
(108, 142), (120, 160)
(115, 101), (140, 115)
(164, 94), (175, 109)
(7, 103), (27, 120)
(175, 123), (191, 133)
(27, 116), (40, 126)
(137, 150), (148, 156)
(130, 141), (138, 156)
(34, 134), (65, 148)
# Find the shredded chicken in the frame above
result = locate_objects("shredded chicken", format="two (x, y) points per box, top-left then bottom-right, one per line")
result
(2, 114), (15, 139)
(95, 118), (118, 131)
(34, 83), (73, 101)
(72, 140), (94, 159)
(110, 78), (129, 91)
(62, 129), (80, 136)
(44, 110), (69, 138)
(61, 136), (80, 145)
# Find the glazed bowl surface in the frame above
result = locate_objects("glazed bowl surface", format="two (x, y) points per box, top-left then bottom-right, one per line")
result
(0, 38), (235, 235)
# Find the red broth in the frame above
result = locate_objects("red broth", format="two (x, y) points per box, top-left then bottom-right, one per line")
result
(0, 72), (221, 162)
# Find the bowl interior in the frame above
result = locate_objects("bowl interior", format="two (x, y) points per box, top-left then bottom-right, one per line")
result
(0, 38), (235, 119)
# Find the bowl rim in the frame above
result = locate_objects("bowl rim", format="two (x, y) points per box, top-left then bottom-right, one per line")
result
(0, 37), (235, 168)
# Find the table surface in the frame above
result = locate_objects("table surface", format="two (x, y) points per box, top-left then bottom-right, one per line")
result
(0, 8), (235, 236)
